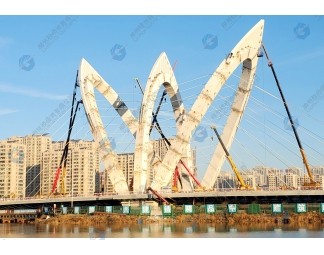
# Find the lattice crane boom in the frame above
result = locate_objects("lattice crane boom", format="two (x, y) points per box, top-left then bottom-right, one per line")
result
(211, 126), (252, 190)
(261, 44), (318, 188)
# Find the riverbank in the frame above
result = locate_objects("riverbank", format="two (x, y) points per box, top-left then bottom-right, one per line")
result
(36, 212), (324, 226)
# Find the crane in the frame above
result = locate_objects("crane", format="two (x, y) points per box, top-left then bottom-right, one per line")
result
(260, 44), (319, 189)
(51, 71), (83, 196)
(135, 77), (205, 192)
(172, 166), (183, 192)
(210, 126), (253, 190)
(146, 187), (170, 205)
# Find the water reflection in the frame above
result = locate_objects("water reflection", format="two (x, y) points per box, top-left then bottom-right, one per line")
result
(0, 221), (324, 238)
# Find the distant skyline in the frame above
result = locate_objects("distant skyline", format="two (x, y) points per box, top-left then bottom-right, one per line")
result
(1, 15), (324, 179)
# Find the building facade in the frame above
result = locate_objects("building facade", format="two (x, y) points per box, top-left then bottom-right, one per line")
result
(214, 166), (324, 190)
(41, 140), (99, 196)
(0, 140), (26, 198)
(8, 134), (51, 197)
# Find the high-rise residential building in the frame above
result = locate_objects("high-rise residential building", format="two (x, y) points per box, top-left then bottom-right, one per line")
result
(104, 151), (136, 194)
(252, 166), (273, 187)
(242, 174), (257, 189)
(215, 172), (236, 189)
(8, 134), (51, 197)
(284, 173), (299, 189)
(0, 140), (26, 198)
(285, 167), (302, 176)
(118, 153), (134, 190)
(95, 170), (104, 193)
(311, 166), (324, 176)
(104, 152), (136, 194)
(41, 140), (99, 196)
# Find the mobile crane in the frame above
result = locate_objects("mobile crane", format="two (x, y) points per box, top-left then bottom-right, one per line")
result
(51, 72), (83, 196)
(260, 44), (320, 189)
(210, 126), (253, 190)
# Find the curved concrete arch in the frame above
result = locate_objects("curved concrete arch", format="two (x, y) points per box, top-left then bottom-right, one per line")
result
(150, 19), (264, 190)
(133, 52), (185, 192)
(79, 59), (138, 193)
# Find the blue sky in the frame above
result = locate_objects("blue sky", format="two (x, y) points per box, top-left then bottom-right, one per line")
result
(0, 14), (323, 175)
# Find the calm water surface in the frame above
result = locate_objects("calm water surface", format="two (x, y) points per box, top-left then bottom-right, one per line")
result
(1, 222), (324, 238)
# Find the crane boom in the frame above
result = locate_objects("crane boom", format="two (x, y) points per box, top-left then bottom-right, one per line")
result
(150, 89), (168, 135)
(211, 126), (251, 190)
(172, 166), (183, 192)
(147, 187), (170, 204)
(51, 71), (83, 195)
(179, 159), (204, 189)
(261, 44), (318, 188)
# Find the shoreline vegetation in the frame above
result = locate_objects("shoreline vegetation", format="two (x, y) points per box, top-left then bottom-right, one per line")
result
(36, 212), (324, 227)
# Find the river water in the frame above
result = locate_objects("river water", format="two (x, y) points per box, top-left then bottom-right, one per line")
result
(1, 222), (324, 238)
(1, 222), (322, 255)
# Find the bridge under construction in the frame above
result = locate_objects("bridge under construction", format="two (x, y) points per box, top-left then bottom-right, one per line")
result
(2, 19), (323, 215)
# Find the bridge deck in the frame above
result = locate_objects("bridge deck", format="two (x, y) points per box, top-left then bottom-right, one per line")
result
(1, 190), (324, 208)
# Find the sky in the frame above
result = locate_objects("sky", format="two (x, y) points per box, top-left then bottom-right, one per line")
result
(0, 3), (324, 177)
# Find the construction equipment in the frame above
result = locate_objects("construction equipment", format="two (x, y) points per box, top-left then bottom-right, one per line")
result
(172, 166), (182, 192)
(146, 187), (170, 204)
(261, 44), (320, 189)
(179, 159), (205, 191)
(211, 126), (253, 190)
(51, 72), (83, 195)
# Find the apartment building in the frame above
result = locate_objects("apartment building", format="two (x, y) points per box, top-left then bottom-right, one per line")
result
(41, 140), (99, 196)
(8, 134), (51, 197)
(0, 140), (26, 198)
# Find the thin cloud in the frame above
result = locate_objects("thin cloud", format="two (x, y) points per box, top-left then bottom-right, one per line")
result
(0, 37), (12, 49)
(0, 108), (18, 116)
(0, 84), (68, 100)
(277, 47), (324, 67)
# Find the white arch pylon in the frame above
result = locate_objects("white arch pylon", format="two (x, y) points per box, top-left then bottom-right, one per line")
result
(133, 52), (186, 192)
(79, 57), (187, 193)
(79, 59), (138, 193)
(150, 19), (264, 191)
(79, 19), (264, 193)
